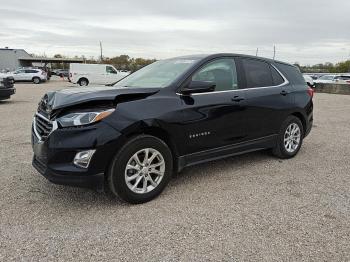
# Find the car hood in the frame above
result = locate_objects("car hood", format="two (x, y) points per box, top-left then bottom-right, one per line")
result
(42, 86), (160, 111)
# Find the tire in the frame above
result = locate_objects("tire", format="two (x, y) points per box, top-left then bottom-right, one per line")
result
(273, 116), (304, 159)
(33, 77), (41, 84)
(107, 135), (173, 204)
(78, 78), (88, 86)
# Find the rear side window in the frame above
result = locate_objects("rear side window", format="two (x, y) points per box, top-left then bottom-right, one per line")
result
(270, 66), (285, 85)
(275, 63), (305, 85)
(25, 69), (38, 73)
(241, 59), (273, 88)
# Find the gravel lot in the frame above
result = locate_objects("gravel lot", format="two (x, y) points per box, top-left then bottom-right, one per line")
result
(1, 79), (349, 261)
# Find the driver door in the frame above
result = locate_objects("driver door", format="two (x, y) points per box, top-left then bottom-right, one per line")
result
(105, 66), (119, 84)
(179, 58), (247, 155)
(14, 70), (26, 81)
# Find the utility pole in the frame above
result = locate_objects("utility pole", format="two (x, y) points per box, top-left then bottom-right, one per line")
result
(99, 41), (103, 63)
(273, 45), (276, 60)
(256, 48), (259, 57)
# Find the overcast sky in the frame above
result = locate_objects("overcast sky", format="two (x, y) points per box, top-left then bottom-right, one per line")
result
(1, 0), (349, 65)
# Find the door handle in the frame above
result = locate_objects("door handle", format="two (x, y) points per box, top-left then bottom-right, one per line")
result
(231, 96), (244, 102)
(280, 90), (290, 96)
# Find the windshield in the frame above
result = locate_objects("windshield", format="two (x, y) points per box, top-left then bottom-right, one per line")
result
(319, 75), (334, 80)
(113, 58), (198, 88)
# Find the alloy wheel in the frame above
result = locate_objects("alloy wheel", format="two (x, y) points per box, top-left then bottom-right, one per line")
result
(125, 148), (165, 194)
(283, 123), (301, 153)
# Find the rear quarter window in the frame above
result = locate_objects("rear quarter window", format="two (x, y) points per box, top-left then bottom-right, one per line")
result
(270, 66), (285, 85)
(275, 63), (305, 85)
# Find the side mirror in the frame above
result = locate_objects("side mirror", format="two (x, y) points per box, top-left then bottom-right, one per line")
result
(181, 81), (216, 95)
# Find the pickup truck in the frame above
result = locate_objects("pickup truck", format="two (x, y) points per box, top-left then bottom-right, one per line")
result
(0, 75), (16, 101)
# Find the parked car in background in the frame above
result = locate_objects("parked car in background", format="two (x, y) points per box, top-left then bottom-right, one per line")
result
(303, 74), (315, 88)
(314, 74), (337, 84)
(334, 75), (350, 84)
(69, 63), (129, 86)
(314, 74), (350, 84)
(32, 53), (313, 204)
(55, 69), (69, 77)
(0, 75), (15, 100)
(8, 69), (47, 84)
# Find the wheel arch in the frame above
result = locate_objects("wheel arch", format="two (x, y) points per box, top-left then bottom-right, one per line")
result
(32, 76), (40, 81)
(291, 112), (306, 136)
(124, 125), (179, 171)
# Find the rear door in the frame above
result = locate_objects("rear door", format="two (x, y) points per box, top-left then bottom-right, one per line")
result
(239, 58), (292, 140)
(180, 57), (247, 155)
(25, 69), (39, 80)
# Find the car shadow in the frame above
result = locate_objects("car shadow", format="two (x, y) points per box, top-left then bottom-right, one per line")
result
(34, 150), (273, 208)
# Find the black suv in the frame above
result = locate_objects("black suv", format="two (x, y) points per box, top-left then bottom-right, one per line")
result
(0, 76), (15, 101)
(32, 54), (313, 203)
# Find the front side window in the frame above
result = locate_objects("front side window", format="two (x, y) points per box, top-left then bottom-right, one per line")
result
(114, 58), (198, 88)
(106, 66), (117, 74)
(192, 58), (238, 91)
(242, 59), (273, 88)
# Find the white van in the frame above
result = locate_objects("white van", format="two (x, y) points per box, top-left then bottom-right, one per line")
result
(69, 63), (129, 86)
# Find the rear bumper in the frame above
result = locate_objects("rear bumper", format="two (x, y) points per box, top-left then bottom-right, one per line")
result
(305, 118), (313, 137)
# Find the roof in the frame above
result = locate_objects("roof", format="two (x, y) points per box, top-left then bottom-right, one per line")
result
(169, 53), (294, 67)
(19, 57), (84, 63)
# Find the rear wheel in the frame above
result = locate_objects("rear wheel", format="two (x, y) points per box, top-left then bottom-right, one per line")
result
(273, 116), (304, 159)
(107, 135), (173, 204)
(32, 77), (41, 84)
(78, 78), (88, 86)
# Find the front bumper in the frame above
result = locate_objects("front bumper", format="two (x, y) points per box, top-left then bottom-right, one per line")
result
(31, 121), (124, 191)
(0, 87), (15, 100)
(32, 156), (105, 191)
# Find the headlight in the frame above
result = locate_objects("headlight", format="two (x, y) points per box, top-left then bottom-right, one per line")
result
(57, 109), (115, 127)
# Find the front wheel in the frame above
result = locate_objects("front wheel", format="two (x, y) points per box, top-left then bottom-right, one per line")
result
(272, 116), (304, 159)
(107, 135), (173, 204)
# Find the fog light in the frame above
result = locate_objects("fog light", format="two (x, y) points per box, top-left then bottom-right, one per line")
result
(73, 150), (96, 168)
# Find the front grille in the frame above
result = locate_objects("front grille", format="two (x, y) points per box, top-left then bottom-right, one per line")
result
(0, 77), (14, 88)
(34, 113), (53, 139)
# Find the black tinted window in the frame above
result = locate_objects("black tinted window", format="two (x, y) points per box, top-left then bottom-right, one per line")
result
(270, 66), (284, 85)
(192, 58), (238, 91)
(242, 59), (273, 88)
(276, 63), (305, 85)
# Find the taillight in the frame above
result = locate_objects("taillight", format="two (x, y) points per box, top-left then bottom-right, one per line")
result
(346, 80), (350, 84)
(307, 87), (314, 98)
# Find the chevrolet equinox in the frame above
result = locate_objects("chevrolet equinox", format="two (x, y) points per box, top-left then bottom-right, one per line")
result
(32, 54), (313, 204)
